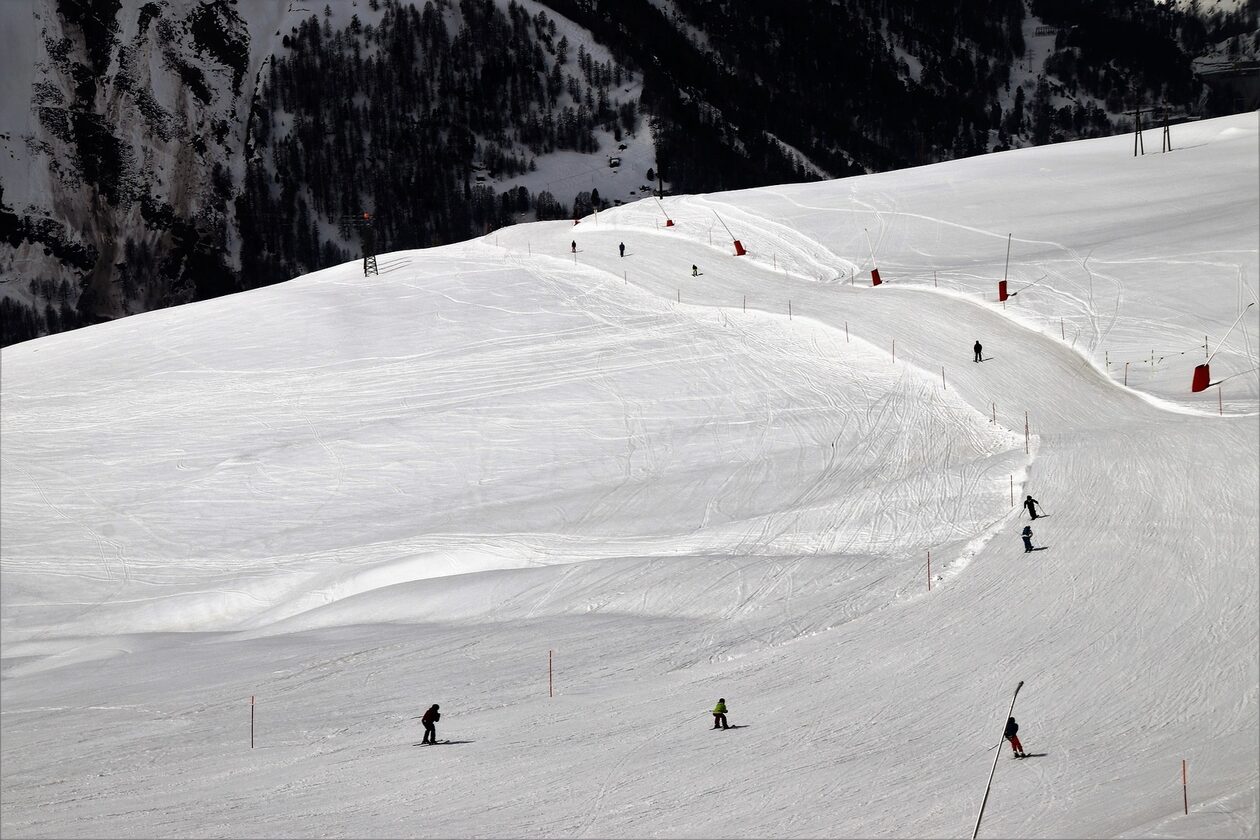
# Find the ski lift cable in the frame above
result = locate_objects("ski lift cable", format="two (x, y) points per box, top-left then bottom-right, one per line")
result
(713, 211), (735, 240)
(1009, 274), (1048, 295)
(1214, 367), (1259, 384)
(1208, 302), (1256, 363)
(863, 227), (877, 268)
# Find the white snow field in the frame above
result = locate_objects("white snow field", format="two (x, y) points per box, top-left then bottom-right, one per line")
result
(2, 113), (1258, 839)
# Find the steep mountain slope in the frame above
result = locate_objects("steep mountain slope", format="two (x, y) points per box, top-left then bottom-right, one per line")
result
(0, 0), (273, 327)
(2, 114), (1256, 838)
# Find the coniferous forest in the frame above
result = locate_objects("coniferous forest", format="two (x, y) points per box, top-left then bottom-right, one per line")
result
(238, 0), (641, 288)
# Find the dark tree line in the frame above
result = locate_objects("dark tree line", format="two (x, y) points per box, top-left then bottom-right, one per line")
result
(237, 0), (636, 288)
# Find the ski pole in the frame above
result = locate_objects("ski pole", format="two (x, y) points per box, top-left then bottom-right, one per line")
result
(968, 740), (1004, 760)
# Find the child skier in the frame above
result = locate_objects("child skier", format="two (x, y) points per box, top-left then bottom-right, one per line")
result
(712, 698), (729, 730)
(421, 703), (441, 744)
(1004, 716), (1026, 758)
(1021, 525), (1034, 553)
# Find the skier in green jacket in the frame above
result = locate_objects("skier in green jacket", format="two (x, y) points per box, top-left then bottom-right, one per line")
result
(712, 698), (729, 730)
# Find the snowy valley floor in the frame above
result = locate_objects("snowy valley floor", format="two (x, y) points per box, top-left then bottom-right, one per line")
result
(2, 114), (1258, 838)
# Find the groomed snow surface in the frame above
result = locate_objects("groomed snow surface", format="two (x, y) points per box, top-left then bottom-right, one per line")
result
(2, 114), (1258, 839)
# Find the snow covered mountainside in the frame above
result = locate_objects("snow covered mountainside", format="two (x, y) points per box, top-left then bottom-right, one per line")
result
(4, 0), (1246, 348)
(1, 114), (1258, 838)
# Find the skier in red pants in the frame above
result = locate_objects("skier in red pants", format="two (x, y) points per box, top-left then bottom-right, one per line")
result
(1004, 716), (1026, 758)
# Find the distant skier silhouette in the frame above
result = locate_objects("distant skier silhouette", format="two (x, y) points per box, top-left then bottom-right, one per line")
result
(1024, 495), (1041, 519)
(1021, 525), (1034, 553)
(1005, 716), (1027, 758)
(619, 242), (625, 257)
(692, 264), (699, 276)
(974, 340), (983, 363)
(421, 703), (441, 744)
(571, 240), (576, 253)
(712, 698), (729, 730)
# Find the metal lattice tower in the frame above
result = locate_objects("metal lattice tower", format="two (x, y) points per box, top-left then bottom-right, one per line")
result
(340, 212), (379, 276)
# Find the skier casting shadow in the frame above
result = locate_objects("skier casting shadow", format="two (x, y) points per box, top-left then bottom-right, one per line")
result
(421, 703), (440, 744)
(974, 340), (984, 363)
(1023, 495), (1042, 519)
(712, 698), (730, 730)
(1005, 716), (1027, 758)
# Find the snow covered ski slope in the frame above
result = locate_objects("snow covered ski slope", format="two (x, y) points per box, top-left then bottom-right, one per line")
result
(2, 113), (1257, 838)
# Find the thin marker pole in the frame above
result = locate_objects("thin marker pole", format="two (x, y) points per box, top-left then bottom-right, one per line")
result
(743, 295), (746, 313)
(927, 550), (932, 591)
(972, 681), (1025, 840)
(250, 695), (255, 749)
(1182, 760), (1188, 815)
(942, 367), (946, 389)
(934, 271), (938, 288)
(892, 339), (896, 363)
(549, 650), (553, 698)
(1010, 475), (1014, 506)
(1003, 233), (1012, 283)
(1124, 362), (1129, 386)
(1061, 318), (1065, 340)
(845, 321), (849, 342)
(992, 403), (996, 424)
(1024, 412), (1029, 455)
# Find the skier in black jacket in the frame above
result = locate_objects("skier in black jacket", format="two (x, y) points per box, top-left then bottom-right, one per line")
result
(1024, 495), (1041, 519)
(1004, 716), (1026, 758)
(421, 704), (441, 745)
(973, 340), (983, 363)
